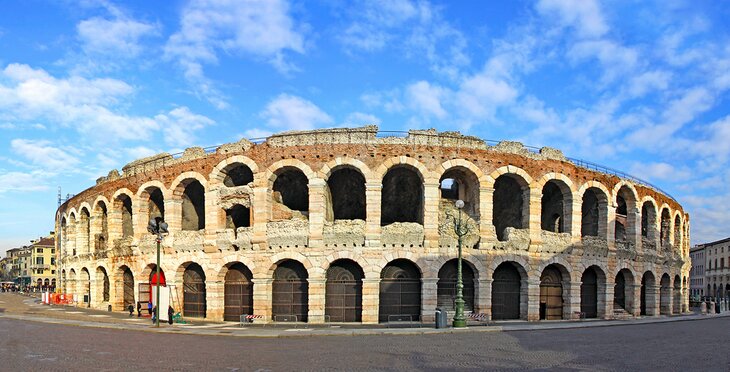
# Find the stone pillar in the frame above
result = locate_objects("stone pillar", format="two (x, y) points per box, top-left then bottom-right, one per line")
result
(203, 189), (221, 247)
(307, 180), (326, 249)
(421, 277), (438, 323)
(649, 285), (660, 316)
(631, 284), (641, 316)
(365, 183), (382, 247)
(527, 279), (540, 321)
(422, 182), (440, 249)
(606, 204), (616, 250)
(362, 278), (380, 324)
(569, 198), (582, 244)
(252, 278), (272, 322)
(476, 278), (492, 318)
(566, 279), (581, 319)
(308, 277), (326, 323)
(479, 188), (495, 246)
(251, 186), (269, 248)
(206, 279), (224, 321)
(627, 206), (640, 250)
(601, 277), (613, 319)
(165, 199), (183, 233)
(528, 188), (542, 251)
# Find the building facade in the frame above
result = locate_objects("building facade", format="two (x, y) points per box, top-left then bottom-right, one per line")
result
(55, 127), (691, 323)
(689, 245), (705, 297)
(7, 246), (32, 286)
(30, 235), (57, 290)
(699, 237), (730, 298)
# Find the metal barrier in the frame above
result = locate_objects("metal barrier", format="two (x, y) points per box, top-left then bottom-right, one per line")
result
(467, 313), (489, 323)
(239, 314), (266, 327)
(386, 314), (421, 328)
(273, 314), (299, 328)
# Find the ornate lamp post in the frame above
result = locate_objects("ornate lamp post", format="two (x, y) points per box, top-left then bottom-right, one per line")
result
(147, 217), (168, 327)
(452, 199), (467, 328)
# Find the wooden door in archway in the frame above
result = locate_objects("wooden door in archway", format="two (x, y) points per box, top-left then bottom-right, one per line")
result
(540, 266), (563, 320)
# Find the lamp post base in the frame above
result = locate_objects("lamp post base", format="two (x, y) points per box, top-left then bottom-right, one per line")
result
(452, 319), (467, 328)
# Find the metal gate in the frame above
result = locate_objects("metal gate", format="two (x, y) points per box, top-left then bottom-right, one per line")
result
(540, 266), (563, 320)
(379, 259), (421, 322)
(492, 263), (521, 320)
(224, 264), (253, 321)
(325, 260), (363, 322)
(580, 269), (597, 318)
(437, 259), (474, 312)
(183, 264), (206, 318)
(123, 270), (135, 308)
(272, 260), (308, 322)
(614, 273), (626, 310)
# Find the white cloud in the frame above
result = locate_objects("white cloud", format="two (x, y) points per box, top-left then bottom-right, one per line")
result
(77, 16), (159, 57)
(342, 112), (382, 126)
(10, 139), (80, 171)
(568, 40), (638, 82)
(629, 162), (691, 182)
(154, 107), (215, 147)
(536, 0), (608, 38)
(0, 171), (49, 194)
(259, 94), (332, 131)
(241, 128), (272, 140)
(406, 81), (448, 119)
(455, 72), (518, 120)
(164, 0), (305, 106)
(626, 70), (671, 98)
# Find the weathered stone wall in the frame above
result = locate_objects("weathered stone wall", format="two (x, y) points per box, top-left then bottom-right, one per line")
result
(56, 126), (690, 323)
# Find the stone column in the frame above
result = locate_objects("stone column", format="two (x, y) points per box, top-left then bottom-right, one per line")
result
(601, 277), (613, 319)
(165, 199), (183, 233)
(631, 284), (641, 316)
(527, 189), (542, 251)
(252, 278), (273, 322)
(308, 277), (326, 323)
(649, 285), (660, 316)
(566, 279), (581, 319)
(361, 278), (380, 324)
(365, 183), (382, 247)
(422, 182), (440, 250)
(569, 199), (582, 244)
(627, 206), (640, 250)
(206, 279), (224, 321)
(421, 277), (438, 323)
(251, 186), (269, 248)
(476, 278), (492, 319)
(527, 279), (540, 321)
(479, 188), (495, 246)
(203, 189), (221, 250)
(307, 179), (326, 250)
(606, 204), (616, 250)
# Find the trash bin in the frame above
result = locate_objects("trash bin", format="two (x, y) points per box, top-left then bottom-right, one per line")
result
(435, 308), (447, 329)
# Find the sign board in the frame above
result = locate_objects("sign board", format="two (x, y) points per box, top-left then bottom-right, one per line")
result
(151, 286), (171, 322)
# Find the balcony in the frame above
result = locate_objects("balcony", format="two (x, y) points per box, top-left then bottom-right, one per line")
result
(30, 264), (50, 270)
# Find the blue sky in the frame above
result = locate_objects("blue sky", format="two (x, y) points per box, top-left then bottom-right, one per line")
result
(0, 0), (728, 253)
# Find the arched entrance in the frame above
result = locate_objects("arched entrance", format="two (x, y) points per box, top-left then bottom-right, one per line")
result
(540, 265), (564, 320)
(325, 259), (364, 322)
(673, 275), (681, 315)
(379, 259), (421, 322)
(51, 278), (56, 290)
(491, 262), (522, 320)
(580, 268), (598, 318)
(660, 274), (671, 315)
(613, 269), (634, 313)
(223, 263), (253, 322)
(437, 259), (475, 312)
(183, 263), (206, 318)
(122, 268), (135, 309)
(272, 260), (309, 322)
(641, 272), (656, 316)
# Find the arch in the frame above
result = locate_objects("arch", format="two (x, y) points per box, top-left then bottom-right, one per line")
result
(121, 266), (135, 309)
(672, 214), (682, 251)
(223, 262), (254, 321)
(614, 268), (635, 312)
(540, 264), (568, 320)
(272, 259), (309, 322)
(266, 159), (316, 184)
(487, 165), (534, 187)
(272, 166), (310, 213)
(80, 267), (91, 305)
(373, 156), (434, 184)
(326, 166), (366, 221)
(492, 172), (530, 241)
(673, 274), (682, 315)
(78, 207), (91, 255)
(492, 261), (527, 320)
(659, 273), (671, 315)
(614, 184), (638, 244)
(138, 182), (166, 228)
(439, 164), (481, 220)
(660, 207), (671, 249)
(379, 259), (422, 322)
(641, 198), (659, 245)
(538, 177), (574, 233)
(182, 262), (207, 318)
(209, 155), (259, 186)
(325, 259), (364, 322)
(320, 157), (372, 180)
(96, 266), (110, 303)
(169, 171), (208, 196)
(579, 183), (609, 238)
(225, 204), (251, 231)
(92, 199), (109, 253)
(580, 265), (606, 318)
(381, 164), (424, 225)
(436, 258), (476, 312)
(175, 178), (206, 231)
(641, 271), (657, 316)
(113, 191), (134, 238)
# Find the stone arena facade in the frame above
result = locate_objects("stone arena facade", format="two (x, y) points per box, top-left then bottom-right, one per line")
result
(55, 126), (691, 324)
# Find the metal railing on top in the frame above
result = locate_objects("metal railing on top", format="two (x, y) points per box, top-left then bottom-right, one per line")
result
(120, 129), (676, 202)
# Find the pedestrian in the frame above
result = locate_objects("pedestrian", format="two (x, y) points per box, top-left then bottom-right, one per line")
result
(168, 306), (174, 325)
(147, 301), (153, 315)
(128, 304), (134, 317)
(137, 301), (142, 317)
(151, 306), (157, 324)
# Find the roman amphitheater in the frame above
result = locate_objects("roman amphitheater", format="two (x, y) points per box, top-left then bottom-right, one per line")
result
(55, 126), (691, 324)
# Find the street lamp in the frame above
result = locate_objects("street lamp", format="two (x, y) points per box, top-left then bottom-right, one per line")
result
(147, 217), (168, 327)
(452, 199), (467, 328)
